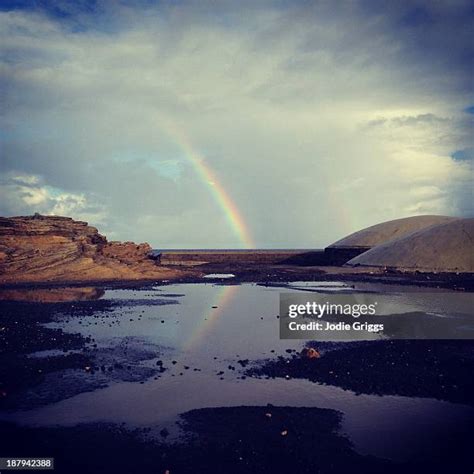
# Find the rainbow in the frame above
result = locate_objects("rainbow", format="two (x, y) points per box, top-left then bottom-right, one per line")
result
(155, 122), (252, 349)
(184, 285), (238, 351)
(161, 121), (255, 248)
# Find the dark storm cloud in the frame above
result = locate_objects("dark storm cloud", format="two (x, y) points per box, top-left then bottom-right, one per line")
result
(0, 1), (472, 247)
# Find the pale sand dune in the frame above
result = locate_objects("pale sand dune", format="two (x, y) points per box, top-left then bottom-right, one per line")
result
(329, 215), (457, 249)
(346, 218), (474, 273)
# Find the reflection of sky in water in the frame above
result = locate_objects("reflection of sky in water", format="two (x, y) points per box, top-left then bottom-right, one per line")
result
(279, 281), (473, 317)
(203, 273), (235, 279)
(1, 282), (473, 462)
(279, 283), (474, 340)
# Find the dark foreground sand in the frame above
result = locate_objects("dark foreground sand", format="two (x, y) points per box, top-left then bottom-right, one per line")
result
(0, 407), (417, 474)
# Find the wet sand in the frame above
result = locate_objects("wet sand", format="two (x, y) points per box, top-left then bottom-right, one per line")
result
(0, 261), (472, 291)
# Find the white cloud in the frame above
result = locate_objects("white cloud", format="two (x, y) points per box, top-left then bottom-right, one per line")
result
(20, 185), (49, 206)
(0, 172), (105, 225)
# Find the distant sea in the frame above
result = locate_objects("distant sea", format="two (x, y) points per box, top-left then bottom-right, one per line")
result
(152, 248), (322, 253)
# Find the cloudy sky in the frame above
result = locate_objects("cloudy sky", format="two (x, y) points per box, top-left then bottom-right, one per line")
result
(1, 0), (472, 248)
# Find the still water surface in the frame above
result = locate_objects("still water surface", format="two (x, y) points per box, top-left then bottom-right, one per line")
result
(2, 282), (473, 462)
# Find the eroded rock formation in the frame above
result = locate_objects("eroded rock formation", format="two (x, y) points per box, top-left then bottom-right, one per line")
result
(0, 215), (192, 284)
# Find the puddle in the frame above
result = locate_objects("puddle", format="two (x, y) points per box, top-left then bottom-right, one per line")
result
(203, 273), (236, 279)
(1, 282), (473, 463)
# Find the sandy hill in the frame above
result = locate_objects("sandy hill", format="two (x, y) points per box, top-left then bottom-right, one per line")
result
(328, 215), (456, 249)
(346, 218), (473, 273)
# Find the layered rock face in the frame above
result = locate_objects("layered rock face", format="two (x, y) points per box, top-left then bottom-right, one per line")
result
(0, 215), (190, 284)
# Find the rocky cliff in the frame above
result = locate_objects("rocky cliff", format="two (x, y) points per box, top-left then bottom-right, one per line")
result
(0, 215), (192, 284)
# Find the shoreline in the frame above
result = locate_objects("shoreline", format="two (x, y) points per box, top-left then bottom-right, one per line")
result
(1, 264), (472, 291)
